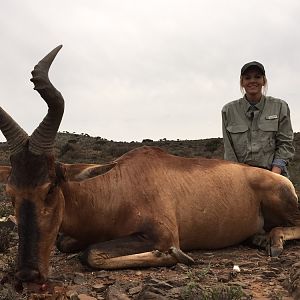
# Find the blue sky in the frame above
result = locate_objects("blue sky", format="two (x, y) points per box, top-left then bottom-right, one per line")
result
(1, 0), (300, 142)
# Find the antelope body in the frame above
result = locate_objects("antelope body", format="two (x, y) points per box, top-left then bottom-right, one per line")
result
(1, 46), (300, 283)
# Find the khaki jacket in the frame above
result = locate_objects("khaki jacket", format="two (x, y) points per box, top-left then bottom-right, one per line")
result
(222, 96), (294, 170)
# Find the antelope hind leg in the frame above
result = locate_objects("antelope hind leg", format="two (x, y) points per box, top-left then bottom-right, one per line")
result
(268, 226), (300, 257)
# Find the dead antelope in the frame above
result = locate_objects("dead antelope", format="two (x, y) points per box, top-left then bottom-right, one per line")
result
(0, 46), (300, 283)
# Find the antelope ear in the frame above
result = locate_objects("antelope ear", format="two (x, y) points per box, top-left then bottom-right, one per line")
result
(63, 162), (117, 181)
(0, 166), (11, 183)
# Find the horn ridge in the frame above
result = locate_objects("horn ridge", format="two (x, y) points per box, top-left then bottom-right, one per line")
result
(29, 45), (64, 155)
(0, 107), (28, 154)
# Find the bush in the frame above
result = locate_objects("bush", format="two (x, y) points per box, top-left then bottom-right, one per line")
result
(205, 139), (222, 153)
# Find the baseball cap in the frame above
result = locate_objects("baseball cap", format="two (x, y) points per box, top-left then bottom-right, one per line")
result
(241, 61), (265, 75)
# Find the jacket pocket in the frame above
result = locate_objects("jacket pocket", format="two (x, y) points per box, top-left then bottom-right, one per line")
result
(226, 124), (248, 134)
(226, 124), (248, 159)
(258, 121), (277, 153)
(258, 119), (278, 132)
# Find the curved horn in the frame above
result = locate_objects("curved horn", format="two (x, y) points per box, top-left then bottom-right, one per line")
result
(0, 107), (28, 154)
(29, 45), (65, 155)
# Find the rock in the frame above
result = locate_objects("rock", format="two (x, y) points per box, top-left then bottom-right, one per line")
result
(167, 287), (182, 298)
(67, 253), (79, 260)
(166, 275), (189, 287)
(105, 285), (130, 300)
(73, 272), (86, 285)
(96, 271), (110, 279)
(292, 262), (300, 268)
(230, 281), (249, 288)
(221, 259), (234, 267)
(218, 274), (230, 283)
(269, 282), (275, 286)
(148, 278), (173, 289)
(68, 284), (90, 295)
(66, 290), (79, 300)
(92, 283), (107, 293)
(239, 261), (254, 268)
(78, 294), (97, 300)
(137, 286), (167, 299)
(128, 285), (143, 295)
(0, 259), (6, 270)
(262, 270), (277, 278)
(0, 215), (17, 230)
(173, 263), (189, 272)
(50, 272), (74, 282)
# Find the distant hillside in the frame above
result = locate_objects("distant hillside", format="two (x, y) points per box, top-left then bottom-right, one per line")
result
(0, 131), (299, 189)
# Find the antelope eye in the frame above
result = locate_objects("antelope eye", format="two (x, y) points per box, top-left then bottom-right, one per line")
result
(47, 184), (55, 195)
(44, 183), (57, 205)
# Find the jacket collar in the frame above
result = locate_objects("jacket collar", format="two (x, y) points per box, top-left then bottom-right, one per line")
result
(241, 95), (266, 114)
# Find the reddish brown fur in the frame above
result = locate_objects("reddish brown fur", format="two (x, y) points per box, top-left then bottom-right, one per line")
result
(57, 146), (299, 251)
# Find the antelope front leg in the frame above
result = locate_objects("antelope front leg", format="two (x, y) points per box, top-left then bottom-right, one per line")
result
(81, 234), (194, 269)
(86, 247), (194, 269)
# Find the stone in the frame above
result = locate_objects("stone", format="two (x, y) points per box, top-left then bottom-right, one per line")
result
(173, 263), (189, 272)
(78, 294), (97, 300)
(167, 287), (182, 298)
(105, 285), (130, 300)
(95, 271), (110, 279)
(66, 290), (79, 299)
(128, 285), (143, 295)
(92, 283), (107, 293)
(148, 278), (173, 289)
(0, 215), (17, 230)
(73, 273), (86, 285)
(262, 270), (277, 278)
(137, 286), (167, 300)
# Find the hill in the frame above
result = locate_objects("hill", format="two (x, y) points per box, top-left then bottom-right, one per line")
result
(0, 131), (299, 188)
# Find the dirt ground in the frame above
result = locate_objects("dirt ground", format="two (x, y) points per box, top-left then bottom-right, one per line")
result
(2, 230), (300, 300)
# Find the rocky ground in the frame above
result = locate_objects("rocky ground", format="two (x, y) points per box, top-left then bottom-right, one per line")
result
(1, 132), (300, 299)
(1, 217), (300, 300)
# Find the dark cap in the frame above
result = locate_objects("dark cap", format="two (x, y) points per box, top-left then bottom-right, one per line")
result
(241, 61), (265, 76)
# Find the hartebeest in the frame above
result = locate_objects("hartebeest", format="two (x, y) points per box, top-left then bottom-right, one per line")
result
(1, 46), (300, 283)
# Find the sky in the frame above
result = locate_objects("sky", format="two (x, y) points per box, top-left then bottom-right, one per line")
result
(0, 0), (300, 142)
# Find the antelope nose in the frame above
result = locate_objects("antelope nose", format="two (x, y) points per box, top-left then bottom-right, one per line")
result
(15, 268), (40, 282)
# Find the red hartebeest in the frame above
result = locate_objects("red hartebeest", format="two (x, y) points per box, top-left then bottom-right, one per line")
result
(1, 46), (300, 283)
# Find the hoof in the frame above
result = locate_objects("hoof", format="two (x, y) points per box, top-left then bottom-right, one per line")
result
(80, 248), (108, 269)
(270, 246), (283, 257)
(169, 247), (195, 265)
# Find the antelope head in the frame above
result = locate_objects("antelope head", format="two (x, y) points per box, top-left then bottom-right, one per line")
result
(0, 46), (65, 282)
